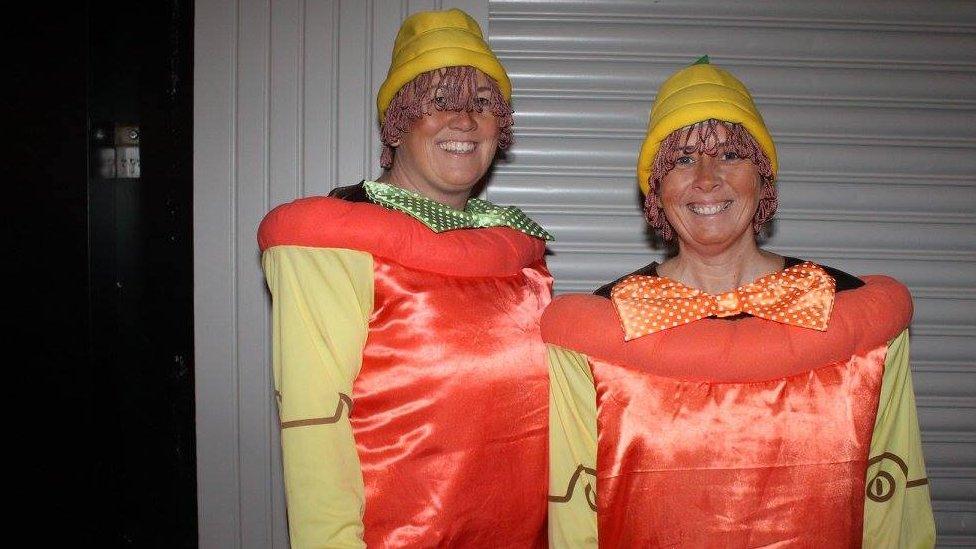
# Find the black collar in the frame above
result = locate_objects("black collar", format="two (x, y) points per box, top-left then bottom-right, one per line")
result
(328, 181), (373, 203)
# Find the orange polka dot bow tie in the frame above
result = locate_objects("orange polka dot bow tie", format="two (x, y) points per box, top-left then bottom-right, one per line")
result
(610, 262), (836, 340)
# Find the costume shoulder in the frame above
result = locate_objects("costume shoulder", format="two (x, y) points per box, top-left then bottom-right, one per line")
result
(593, 262), (659, 298)
(793, 256), (864, 292)
(257, 196), (545, 276)
(543, 275), (912, 382)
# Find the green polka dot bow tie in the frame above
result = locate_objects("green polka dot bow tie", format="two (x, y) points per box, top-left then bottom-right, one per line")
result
(363, 180), (554, 241)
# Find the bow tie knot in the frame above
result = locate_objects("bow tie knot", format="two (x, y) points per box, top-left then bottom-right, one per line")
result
(714, 292), (742, 315)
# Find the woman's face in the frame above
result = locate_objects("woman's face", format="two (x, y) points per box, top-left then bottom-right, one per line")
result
(390, 70), (500, 206)
(659, 123), (762, 252)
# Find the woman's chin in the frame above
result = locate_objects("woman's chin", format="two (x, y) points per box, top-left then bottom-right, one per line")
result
(435, 170), (487, 193)
(676, 226), (754, 251)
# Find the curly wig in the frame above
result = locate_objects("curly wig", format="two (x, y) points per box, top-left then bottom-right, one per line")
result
(644, 119), (777, 242)
(380, 66), (513, 169)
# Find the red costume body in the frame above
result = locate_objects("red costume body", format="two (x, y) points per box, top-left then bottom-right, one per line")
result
(260, 195), (551, 547)
(544, 269), (932, 547)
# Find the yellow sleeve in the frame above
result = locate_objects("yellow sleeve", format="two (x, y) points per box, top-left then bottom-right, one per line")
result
(263, 245), (374, 549)
(863, 329), (936, 548)
(547, 344), (598, 548)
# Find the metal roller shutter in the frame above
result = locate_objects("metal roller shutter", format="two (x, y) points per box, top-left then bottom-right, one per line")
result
(488, 0), (976, 544)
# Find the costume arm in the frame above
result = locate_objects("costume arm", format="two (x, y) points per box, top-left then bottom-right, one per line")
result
(263, 245), (374, 549)
(863, 329), (936, 548)
(547, 344), (598, 548)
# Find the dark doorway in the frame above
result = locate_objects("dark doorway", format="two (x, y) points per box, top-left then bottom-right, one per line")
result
(88, 1), (196, 546)
(11, 2), (196, 546)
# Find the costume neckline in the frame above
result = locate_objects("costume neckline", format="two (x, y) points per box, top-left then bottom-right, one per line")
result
(595, 256), (863, 299)
(639, 256), (799, 297)
(361, 180), (553, 240)
(610, 261), (836, 337)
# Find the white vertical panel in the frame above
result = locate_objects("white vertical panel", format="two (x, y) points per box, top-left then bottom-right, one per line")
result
(489, 0), (976, 545)
(270, 0), (303, 199)
(370, 1), (401, 177)
(194, 0), (241, 545)
(336, 0), (370, 185)
(302, 0), (338, 197)
(235, 0), (273, 547)
(195, 1), (493, 546)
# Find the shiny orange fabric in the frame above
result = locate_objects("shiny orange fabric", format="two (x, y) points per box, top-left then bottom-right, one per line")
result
(351, 256), (552, 547)
(611, 262), (836, 338)
(593, 344), (887, 547)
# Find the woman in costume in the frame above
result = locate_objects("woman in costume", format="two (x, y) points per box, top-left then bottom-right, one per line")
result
(258, 9), (553, 547)
(544, 58), (935, 547)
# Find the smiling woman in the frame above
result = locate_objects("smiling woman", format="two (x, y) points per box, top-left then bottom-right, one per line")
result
(652, 120), (777, 275)
(378, 67), (505, 208)
(257, 8), (554, 548)
(543, 58), (936, 548)
(648, 117), (776, 245)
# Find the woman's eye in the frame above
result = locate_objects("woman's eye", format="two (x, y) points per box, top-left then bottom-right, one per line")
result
(674, 155), (694, 165)
(721, 151), (741, 161)
(475, 96), (492, 108)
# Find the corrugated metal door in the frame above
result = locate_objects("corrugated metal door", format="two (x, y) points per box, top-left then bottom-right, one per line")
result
(487, 0), (975, 544)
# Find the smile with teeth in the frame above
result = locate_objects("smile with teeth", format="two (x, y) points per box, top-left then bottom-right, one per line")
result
(688, 200), (732, 215)
(438, 141), (476, 154)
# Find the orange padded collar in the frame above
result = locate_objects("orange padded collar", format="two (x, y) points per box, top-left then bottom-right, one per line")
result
(542, 276), (912, 382)
(258, 196), (546, 277)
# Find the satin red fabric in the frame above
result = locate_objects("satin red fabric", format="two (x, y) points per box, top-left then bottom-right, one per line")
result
(351, 257), (552, 547)
(542, 275), (914, 548)
(593, 344), (887, 547)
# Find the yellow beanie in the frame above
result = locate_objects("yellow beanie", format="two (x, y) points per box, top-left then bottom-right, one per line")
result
(636, 57), (777, 195)
(376, 9), (511, 119)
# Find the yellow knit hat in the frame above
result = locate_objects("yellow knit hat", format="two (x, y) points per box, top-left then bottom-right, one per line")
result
(376, 9), (511, 119)
(636, 57), (777, 195)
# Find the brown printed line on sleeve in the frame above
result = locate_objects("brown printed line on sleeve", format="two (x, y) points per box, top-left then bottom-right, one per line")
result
(280, 393), (353, 429)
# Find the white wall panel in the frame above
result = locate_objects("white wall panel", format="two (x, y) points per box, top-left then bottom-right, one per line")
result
(195, 1), (490, 547)
(235, 1), (275, 546)
(194, 0), (240, 546)
(490, 0), (976, 544)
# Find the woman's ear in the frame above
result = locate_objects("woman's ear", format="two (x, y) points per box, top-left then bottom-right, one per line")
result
(390, 139), (401, 147)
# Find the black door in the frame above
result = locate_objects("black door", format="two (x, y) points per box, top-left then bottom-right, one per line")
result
(10, 2), (196, 546)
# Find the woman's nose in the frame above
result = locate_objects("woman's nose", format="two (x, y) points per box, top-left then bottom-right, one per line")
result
(692, 158), (722, 191)
(449, 109), (477, 131)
